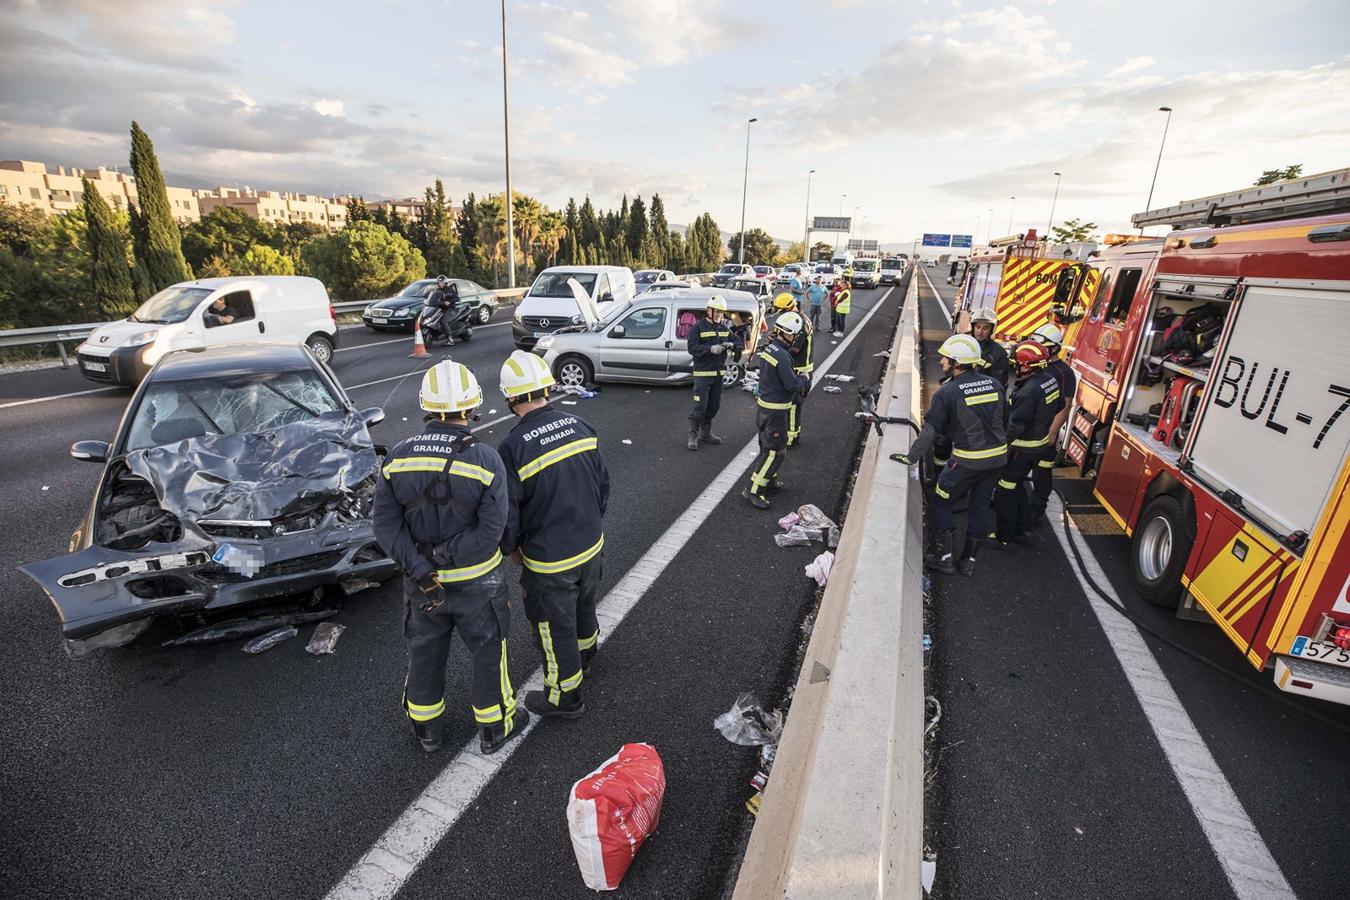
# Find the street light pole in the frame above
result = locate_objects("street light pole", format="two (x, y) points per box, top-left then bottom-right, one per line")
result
(986, 208), (993, 244)
(500, 0), (516, 288)
(737, 117), (757, 264)
(1007, 196), (1016, 234)
(802, 169), (814, 262)
(1046, 172), (1062, 241)
(1143, 106), (1173, 228)
(837, 193), (847, 250)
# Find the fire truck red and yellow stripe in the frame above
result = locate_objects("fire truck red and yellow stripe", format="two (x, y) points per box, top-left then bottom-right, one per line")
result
(994, 257), (1077, 341)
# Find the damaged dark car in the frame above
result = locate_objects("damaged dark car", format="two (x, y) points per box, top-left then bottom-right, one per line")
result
(21, 343), (399, 654)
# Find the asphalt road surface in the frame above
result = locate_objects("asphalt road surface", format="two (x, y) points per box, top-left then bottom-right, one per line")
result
(917, 266), (1350, 900)
(0, 283), (905, 899)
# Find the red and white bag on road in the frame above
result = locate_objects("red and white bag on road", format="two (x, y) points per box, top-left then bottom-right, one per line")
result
(567, 743), (666, 891)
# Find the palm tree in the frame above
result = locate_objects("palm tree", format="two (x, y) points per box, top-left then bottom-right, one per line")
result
(476, 195), (507, 287)
(512, 193), (543, 282)
(538, 210), (567, 267)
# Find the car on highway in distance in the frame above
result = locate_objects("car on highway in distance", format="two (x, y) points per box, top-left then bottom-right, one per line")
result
(513, 265), (637, 350)
(362, 277), (497, 330)
(728, 275), (774, 306)
(880, 256), (907, 285)
(633, 269), (678, 292)
(752, 265), (776, 281)
(643, 279), (702, 294)
(21, 343), (398, 655)
(710, 262), (754, 287)
(775, 263), (806, 286)
(851, 258), (881, 289)
(814, 262), (842, 279)
(77, 276), (339, 385)
(534, 286), (765, 389)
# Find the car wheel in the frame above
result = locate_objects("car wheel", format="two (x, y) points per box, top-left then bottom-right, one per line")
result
(722, 362), (743, 387)
(555, 355), (593, 388)
(1131, 494), (1193, 608)
(306, 334), (335, 363)
(476, 305), (492, 325)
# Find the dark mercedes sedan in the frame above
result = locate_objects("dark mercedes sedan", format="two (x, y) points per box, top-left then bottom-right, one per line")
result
(362, 277), (497, 330)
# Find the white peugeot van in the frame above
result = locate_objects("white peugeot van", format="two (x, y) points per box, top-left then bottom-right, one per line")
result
(512, 265), (636, 350)
(76, 276), (339, 386)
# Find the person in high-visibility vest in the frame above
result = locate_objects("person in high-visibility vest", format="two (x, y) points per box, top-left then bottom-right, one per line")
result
(831, 278), (852, 337)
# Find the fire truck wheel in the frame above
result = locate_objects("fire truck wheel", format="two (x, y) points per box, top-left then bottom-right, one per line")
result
(1131, 494), (1192, 608)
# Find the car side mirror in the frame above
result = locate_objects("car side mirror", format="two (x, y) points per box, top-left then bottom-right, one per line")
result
(599, 292), (614, 303)
(360, 406), (386, 427)
(608, 324), (626, 338)
(70, 440), (109, 463)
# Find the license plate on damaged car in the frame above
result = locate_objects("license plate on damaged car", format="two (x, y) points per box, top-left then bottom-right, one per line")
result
(82, 360), (107, 373)
(1290, 636), (1350, 669)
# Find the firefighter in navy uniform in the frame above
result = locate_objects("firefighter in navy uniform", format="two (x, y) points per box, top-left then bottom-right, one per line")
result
(773, 293), (814, 447)
(891, 334), (1008, 576)
(497, 350), (610, 720)
(994, 340), (1064, 546)
(1028, 323), (1076, 525)
(970, 307), (1010, 388)
(686, 295), (742, 451)
(373, 360), (526, 755)
(743, 312), (808, 509)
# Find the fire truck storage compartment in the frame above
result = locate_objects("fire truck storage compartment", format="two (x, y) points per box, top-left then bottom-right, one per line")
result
(1184, 280), (1350, 544)
(1118, 277), (1236, 466)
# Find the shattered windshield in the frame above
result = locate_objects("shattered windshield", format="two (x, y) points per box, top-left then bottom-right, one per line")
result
(125, 370), (343, 451)
(129, 286), (212, 324)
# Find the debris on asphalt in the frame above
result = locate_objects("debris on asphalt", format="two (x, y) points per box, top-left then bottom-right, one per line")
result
(561, 400), (578, 405)
(64, 619), (150, 659)
(874, 349), (891, 358)
(162, 611), (334, 648)
(746, 792), (762, 816)
(338, 577), (379, 597)
(488, 409), (498, 415)
(821, 385), (842, 394)
(41, 485), (50, 491)
(750, 770), (768, 791)
(243, 625), (298, 654)
(621, 439), (633, 445)
(925, 695), (943, 737)
(568, 743), (665, 891)
(922, 849), (938, 894)
(774, 525), (815, 548)
(828, 525), (840, 548)
(556, 385), (598, 398)
(805, 551), (834, 586)
(714, 692), (782, 747)
(759, 742), (777, 770)
(305, 622), (346, 655)
(922, 634), (933, 650)
(777, 511), (801, 529)
(797, 504), (838, 531)
(823, 374), (856, 382)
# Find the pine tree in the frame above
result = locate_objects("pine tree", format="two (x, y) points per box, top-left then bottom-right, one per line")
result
(127, 204), (155, 299)
(457, 193), (482, 280)
(128, 121), (191, 289)
(578, 197), (601, 255)
(626, 195), (648, 258)
(649, 194), (670, 267)
(346, 196), (371, 223)
(387, 207), (405, 237)
(83, 179), (137, 318)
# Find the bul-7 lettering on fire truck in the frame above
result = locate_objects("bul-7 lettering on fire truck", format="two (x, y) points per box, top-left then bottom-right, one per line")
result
(1212, 355), (1350, 449)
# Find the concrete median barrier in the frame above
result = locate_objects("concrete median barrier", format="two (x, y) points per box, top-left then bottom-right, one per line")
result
(734, 275), (924, 899)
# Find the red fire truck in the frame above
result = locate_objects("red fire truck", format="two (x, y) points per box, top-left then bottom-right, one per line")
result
(1059, 168), (1350, 703)
(954, 230), (1095, 338)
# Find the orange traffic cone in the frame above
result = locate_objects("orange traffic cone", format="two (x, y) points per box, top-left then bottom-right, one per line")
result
(409, 312), (429, 359)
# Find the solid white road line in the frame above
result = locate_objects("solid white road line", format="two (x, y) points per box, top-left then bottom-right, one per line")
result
(1047, 494), (1296, 900)
(919, 265), (953, 328)
(324, 284), (901, 900)
(336, 320), (510, 354)
(0, 386), (119, 410)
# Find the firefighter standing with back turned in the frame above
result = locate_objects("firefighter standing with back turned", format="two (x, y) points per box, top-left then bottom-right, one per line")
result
(772, 292), (814, 447)
(685, 295), (742, 451)
(497, 350), (610, 720)
(1027, 323), (1076, 526)
(373, 360), (526, 755)
(891, 334), (1008, 576)
(994, 340), (1064, 547)
(743, 312), (808, 509)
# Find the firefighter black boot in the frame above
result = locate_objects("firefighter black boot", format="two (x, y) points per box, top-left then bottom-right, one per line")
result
(479, 707), (530, 755)
(741, 488), (771, 510)
(957, 537), (981, 577)
(687, 418), (701, 451)
(525, 687), (586, 720)
(699, 420), (724, 445)
(923, 529), (957, 575)
(410, 718), (443, 753)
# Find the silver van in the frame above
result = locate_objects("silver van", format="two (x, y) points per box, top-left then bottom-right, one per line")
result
(534, 286), (765, 387)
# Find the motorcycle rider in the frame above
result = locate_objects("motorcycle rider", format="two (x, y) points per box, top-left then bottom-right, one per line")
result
(373, 360), (526, 755)
(497, 350), (610, 720)
(686, 295), (742, 451)
(424, 275), (462, 347)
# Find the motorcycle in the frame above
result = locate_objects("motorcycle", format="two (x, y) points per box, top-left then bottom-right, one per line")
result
(419, 300), (474, 347)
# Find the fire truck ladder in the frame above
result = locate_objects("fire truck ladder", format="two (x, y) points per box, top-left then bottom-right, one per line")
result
(1132, 166), (1350, 229)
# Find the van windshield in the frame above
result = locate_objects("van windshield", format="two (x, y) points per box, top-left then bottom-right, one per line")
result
(529, 272), (597, 298)
(882, 258), (904, 269)
(129, 286), (213, 324)
(854, 260), (878, 272)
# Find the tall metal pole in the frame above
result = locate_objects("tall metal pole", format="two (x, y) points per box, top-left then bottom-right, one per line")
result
(1143, 106), (1173, 229)
(802, 169), (814, 262)
(837, 193), (846, 250)
(986, 208), (993, 244)
(501, 0), (516, 287)
(737, 117), (757, 264)
(1006, 196), (1016, 234)
(1046, 172), (1062, 241)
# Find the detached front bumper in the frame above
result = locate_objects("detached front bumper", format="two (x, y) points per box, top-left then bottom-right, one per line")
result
(21, 524), (398, 641)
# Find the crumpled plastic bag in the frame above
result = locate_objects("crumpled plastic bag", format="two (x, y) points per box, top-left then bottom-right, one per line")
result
(243, 625), (297, 654)
(568, 744), (665, 891)
(796, 504), (837, 531)
(777, 511), (801, 530)
(822, 385), (842, 394)
(774, 525), (815, 548)
(305, 622), (346, 655)
(714, 693), (783, 746)
(805, 551), (835, 587)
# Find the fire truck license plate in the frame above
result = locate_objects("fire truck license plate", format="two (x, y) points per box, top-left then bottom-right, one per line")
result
(1290, 637), (1350, 669)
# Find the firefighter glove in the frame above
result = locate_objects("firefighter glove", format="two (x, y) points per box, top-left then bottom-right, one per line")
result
(889, 452), (918, 467)
(711, 343), (725, 355)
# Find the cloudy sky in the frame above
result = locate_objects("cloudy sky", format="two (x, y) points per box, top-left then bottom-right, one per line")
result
(3, 0), (1349, 246)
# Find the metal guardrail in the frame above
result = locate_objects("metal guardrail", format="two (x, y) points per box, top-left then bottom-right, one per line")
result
(0, 288), (527, 367)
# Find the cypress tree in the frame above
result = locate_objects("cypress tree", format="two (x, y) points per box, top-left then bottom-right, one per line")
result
(626, 195), (647, 258)
(128, 121), (191, 289)
(127, 204), (155, 298)
(83, 179), (137, 318)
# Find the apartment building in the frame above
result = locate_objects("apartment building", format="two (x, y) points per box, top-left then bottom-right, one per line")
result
(196, 187), (347, 229)
(0, 159), (201, 222)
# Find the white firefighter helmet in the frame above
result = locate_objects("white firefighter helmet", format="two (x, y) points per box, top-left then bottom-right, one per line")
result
(1031, 322), (1065, 348)
(971, 306), (998, 325)
(499, 349), (556, 400)
(419, 360), (483, 414)
(938, 334), (984, 367)
(706, 295), (728, 312)
(775, 311), (804, 335)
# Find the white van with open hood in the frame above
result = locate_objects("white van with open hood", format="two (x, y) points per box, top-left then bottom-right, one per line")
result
(76, 276), (338, 386)
(512, 265), (636, 350)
